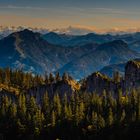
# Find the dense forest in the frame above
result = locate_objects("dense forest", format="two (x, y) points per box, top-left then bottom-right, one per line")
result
(0, 68), (140, 140)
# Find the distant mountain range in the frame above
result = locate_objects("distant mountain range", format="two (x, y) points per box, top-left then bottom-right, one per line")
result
(0, 29), (98, 75)
(0, 26), (49, 39)
(56, 40), (140, 79)
(1, 29), (140, 79)
(43, 31), (140, 47)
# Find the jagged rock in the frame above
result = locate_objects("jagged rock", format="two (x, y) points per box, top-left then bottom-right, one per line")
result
(125, 59), (140, 89)
(27, 77), (80, 102)
(83, 72), (112, 93)
(82, 71), (125, 94)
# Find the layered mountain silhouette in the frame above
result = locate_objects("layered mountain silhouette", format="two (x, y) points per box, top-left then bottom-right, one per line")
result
(43, 31), (140, 47)
(0, 29), (140, 79)
(0, 29), (98, 74)
(43, 32), (115, 46)
(57, 40), (140, 79)
(129, 40), (140, 52)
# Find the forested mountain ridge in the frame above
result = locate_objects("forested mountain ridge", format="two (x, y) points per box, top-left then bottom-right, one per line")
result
(0, 59), (140, 100)
(1, 29), (140, 79)
(0, 29), (140, 80)
(0, 59), (140, 139)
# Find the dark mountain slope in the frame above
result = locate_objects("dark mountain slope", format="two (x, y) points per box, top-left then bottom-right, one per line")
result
(57, 40), (140, 79)
(100, 63), (125, 77)
(0, 29), (98, 74)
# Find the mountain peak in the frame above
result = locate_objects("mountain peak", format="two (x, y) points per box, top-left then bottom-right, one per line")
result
(10, 29), (41, 38)
(47, 32), (59, 35)
(21, 29), (34, 33)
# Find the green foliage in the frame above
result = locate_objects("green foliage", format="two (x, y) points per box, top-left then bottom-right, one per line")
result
(0, 68), (140, 139)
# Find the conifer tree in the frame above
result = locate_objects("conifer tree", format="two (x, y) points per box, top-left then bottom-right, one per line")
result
(120, 109), (126, 123)
(136, 93), (140, 121)
(53, 94), (61, 117)
(9, 103), (17, 119)
(97, 115), (105, 129)
(49, 73), (54, 84)
(75, 104), (80, 125)
(64, 104), (69, 119)
(42, 91), (50, 118)
(51, 110), (56, 127)
(67, 104), (72, 120)
(55, 72), (61, 82)
(18, 94), (26, 120)
(62, 72), (68, 82)
(27, 96), (37, 117)
(44, 74), (49, 84)
(79, 101), (85, 121)
(107, 108), (114, 126)
(92, 111), (98, 129)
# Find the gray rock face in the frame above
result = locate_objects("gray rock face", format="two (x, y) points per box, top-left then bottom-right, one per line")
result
(84, 72), (114, 93)
(83, 59), (140, 94)
(125, 60), (140, 89)
(27, 77), (80, 102)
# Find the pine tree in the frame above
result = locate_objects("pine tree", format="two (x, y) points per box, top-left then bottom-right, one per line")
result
(18, 94), (26, 120)
(0, 104), (6, 118)
(42, 91), (50, 119)
(79, 102), (85, 121)
(91, 111), (98, 130)
(9, 102), (17, 119)
(136, 93), (140, 121)
(44, 74), (49, 84)
(97, 115), (105, 129)
(51, 110), (56, 127)
(117, 89), (123, 106)
(63, 93), (68, 106)
(120, 109), (126, 123)
(62, 72), (68, 82)
(117, 89), (123, 120)
(67, 104), (72, 120)
(1, 96), (10, 113)
(27, 96), (37, 117)
(107, 108), (114, 126)
(49, 73), (54, 84)
(53, 94), (61, 117)
(33, 107), (44, 130)
(75, 104), (80, 125)
(131, 89), (137, 110)
(64, 104), (69, 119)
(55, 72), (61, 82)
(70, 92), (75, 113)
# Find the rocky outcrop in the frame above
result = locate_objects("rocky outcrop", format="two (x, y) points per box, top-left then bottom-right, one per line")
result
(125, 59), (140, 89)
(83, 71), (126, 94)
(28, 77), (80, 102)
(0, 84), (18, 100)
(84, 72), (112, 93)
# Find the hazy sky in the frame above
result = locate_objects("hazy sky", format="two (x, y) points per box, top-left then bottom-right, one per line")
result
(0, 0), (140, 31)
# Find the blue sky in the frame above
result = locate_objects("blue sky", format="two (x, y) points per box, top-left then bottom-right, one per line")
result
(0, 0), (140, 8)
(0, 0), (140, 31)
